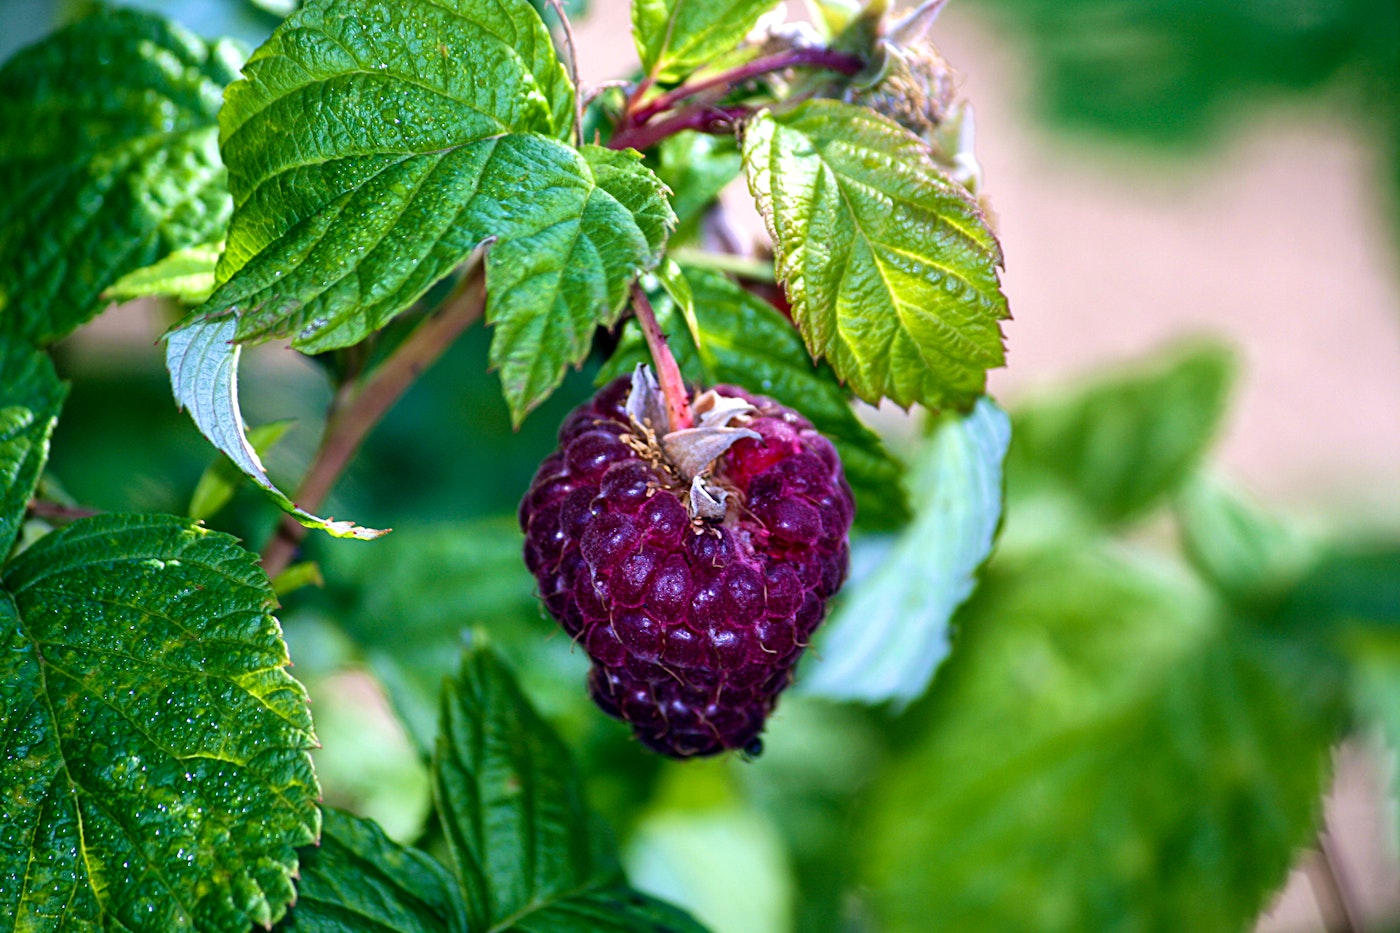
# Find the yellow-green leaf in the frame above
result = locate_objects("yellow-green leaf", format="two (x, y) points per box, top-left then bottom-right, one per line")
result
(743, 100), (1008, 410)
(633, 0), (780, 81)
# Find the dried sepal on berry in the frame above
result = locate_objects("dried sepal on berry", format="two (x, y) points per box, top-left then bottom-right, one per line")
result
(519, 371), (854, 758)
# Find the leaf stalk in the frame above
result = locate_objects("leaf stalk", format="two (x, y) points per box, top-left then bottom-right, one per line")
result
(25, 500), (103, 523)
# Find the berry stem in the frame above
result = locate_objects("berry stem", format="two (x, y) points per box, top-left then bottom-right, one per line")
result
(630, 282), (693, 431)
(260, 265), (487, 578)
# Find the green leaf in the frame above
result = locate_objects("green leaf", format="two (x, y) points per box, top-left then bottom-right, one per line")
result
(194, 0), (671, 415)
(969, 0), (1398, 144)
(0, 513), (320, 933)
(250, 0), (300, 15)
(435, 647), (600, 930)
(599, 267), (909, 528)
(104, 242), (223, 306)
(434, 647), (710, 933)
(653, 258), (701, 350)
(317, 518), (546, 753)
(1273, 543), (1400, 638)
(165, 318), (388, 539)
(196, 0), (672, 416)
(0, 338), (66, 558)
(188, 418), (294, 521)
(1344, 629), (1400, 851)
(1007, 341), (1236, 524)
(1175, 473), (1317, 608)
(1267, 542), (1400, 848)
(220, 0), (572, 203)
(0, 8), (241, 346)
(270, 560), (324, 598)
(632, 0), (780, 81)
(485, 145), (675, 423)
(803, 398), (1009, 705)
(861, 549), (1344, 933)
(275, 808), (462, 933)
(742, 100), (1008, 410)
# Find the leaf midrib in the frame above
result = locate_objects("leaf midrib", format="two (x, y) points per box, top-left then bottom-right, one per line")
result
(223, 0), (559, 161)
(810, 106), (1000, 258)
(222, 149), (445, 329)
(820, 146), (1000, 375)
(24, 626), (316, 919)
(485, 877), (618, 933)
(225, 70), (520, 212)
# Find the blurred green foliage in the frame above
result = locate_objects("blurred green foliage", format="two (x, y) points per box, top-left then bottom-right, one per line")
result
(9, 0), (1399, 929)
(969, 0), (1400, 141)
(40, 293), (1400, 933)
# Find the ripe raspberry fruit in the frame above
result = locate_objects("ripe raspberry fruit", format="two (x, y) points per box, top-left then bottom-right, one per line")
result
(519, 367), (854, 758)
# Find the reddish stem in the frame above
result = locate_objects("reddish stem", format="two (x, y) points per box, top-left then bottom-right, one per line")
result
(544, 0), (585, 147)
(631, 47), (865, 125)
(623, 74), (656, 117)
(630, 282), (693, 431)
(26, 501), (102, 523)
(260, 267), (487, 578)
(609, 105), (746, 153)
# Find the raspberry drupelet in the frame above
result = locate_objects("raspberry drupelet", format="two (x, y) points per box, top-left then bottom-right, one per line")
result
(519, 370), (854, 758)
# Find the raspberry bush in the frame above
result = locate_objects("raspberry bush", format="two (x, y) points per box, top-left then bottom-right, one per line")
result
(1, 1), (1397, 932)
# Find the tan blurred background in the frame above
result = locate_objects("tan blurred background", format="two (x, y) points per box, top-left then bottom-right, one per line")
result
(568, 0), (1400, 929)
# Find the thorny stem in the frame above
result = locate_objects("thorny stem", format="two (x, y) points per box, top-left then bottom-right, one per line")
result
(630, 282), (693, 431)
(260, 266), (488, 578)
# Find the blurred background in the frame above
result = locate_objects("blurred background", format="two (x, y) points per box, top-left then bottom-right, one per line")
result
(3, 0), (1397, 929)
